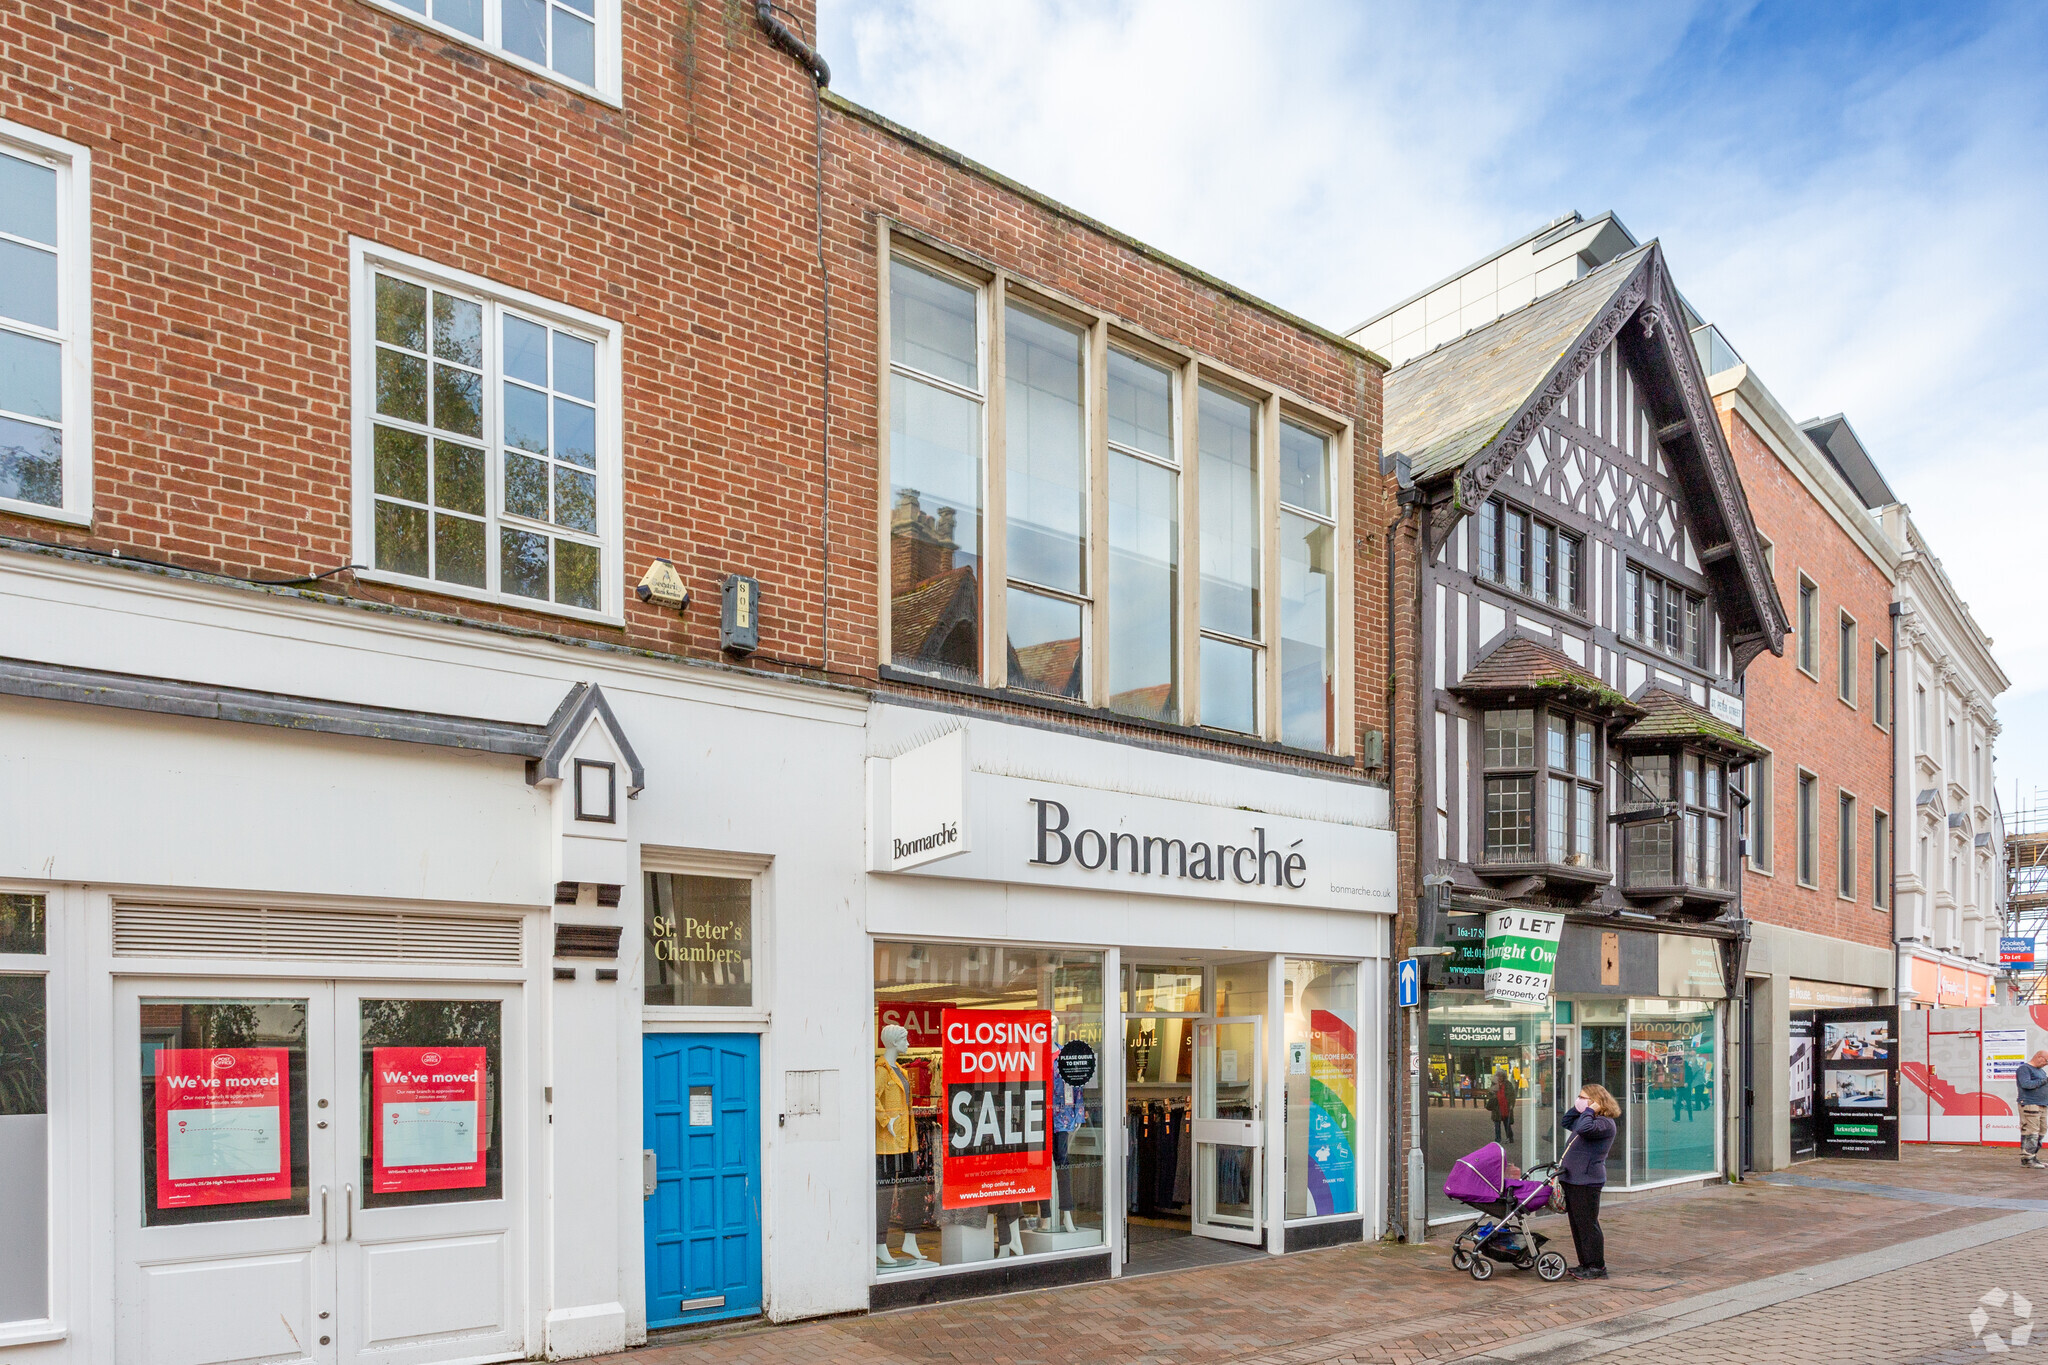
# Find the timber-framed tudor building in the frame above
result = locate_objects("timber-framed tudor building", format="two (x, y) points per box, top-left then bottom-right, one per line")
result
(1375, 240), (1792, 1210)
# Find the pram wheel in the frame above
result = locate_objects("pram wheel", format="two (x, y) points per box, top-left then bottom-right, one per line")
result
(1468, 1255), (1494, 1281)
(1536, 1251), (1567, 1282)
(1451, 1248), (1474, 1270)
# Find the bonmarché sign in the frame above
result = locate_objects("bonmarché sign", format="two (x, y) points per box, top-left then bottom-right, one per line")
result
(867, 733), (1396, 914)
(1030, 798), (1309, 889)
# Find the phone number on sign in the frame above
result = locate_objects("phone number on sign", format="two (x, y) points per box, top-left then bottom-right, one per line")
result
(1487, 969), (1553, 987)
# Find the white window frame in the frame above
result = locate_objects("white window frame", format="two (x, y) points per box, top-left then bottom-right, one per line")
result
(358, 0), (623, 106)
(348, 238), (624, 624)
(0, 886), (61, 1345)
(0, 121), (92, 528)
(639, 848), (772, 1028)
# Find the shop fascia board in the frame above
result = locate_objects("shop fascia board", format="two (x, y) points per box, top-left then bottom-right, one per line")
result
(1742, 919), (1895, 986)
(0, 543), (870, 731)
(866, 702), (1389, 832)
(1708, 367), (1901, 579)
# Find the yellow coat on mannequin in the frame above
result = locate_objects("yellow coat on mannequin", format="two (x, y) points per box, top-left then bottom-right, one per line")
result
(875, 1057), (913, 1155)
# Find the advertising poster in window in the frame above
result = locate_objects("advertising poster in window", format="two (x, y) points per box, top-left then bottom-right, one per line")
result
(1814, 1005), (1899, 1160)
(154, 1048), (292, 1209)
(371, 1046), (487, 1193)
(941, 1008), (1052, 1208)
(1306, 1009), (1357, 1215)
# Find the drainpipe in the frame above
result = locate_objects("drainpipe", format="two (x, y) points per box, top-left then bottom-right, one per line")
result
(1891, 602), (1904, 1006)
(754, 2), (830, 86)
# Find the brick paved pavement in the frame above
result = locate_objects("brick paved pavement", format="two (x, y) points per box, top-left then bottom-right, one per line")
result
(611, 1147), (2048, 1365)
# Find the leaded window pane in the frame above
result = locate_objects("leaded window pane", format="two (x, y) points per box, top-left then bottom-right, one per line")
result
(1485, 777), (1533, 862)
(1484, 710), (1534, 768)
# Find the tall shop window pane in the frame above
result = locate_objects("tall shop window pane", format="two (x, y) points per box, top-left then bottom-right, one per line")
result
(644, 873), (754, 1009)
(1629, 1001), (1716, 1183)
(871, 942), (1104, 1275)
(0, 966), (48, 1324)
(1278, 421), (1334, 749)
(1106, 442), (1178, 721)
(1004, 306), (1087, 699)
(1284, 959), (1358, 1219)
(889, 258), (984, 684)
(1198, 385), (1260, 641)
(1425, 995), (1551, 1219)
(1195, 378), (1261, 736)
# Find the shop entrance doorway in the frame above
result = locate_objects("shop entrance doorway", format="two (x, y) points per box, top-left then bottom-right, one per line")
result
(642, 1033), (761, 1329)
(1122, 957), (1270, 1273)
(114, 977), (525, 1365)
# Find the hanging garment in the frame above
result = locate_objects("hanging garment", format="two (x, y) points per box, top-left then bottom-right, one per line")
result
(876, 1058), (913, 1156)
(1171, 1106), (1192, 1207)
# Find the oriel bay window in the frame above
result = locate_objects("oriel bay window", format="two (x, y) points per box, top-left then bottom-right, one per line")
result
(1615, 688), (1764, 910)
(1480, 707), (1606, 874)
(880, 236), (1354, 753)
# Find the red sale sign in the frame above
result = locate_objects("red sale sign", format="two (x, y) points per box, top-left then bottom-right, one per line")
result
(940, 1009), (1052, 1209)
(877, 1000), (952, 1049)
(154, 1048), (292, 1209)
(371, 1047), (488, 1193)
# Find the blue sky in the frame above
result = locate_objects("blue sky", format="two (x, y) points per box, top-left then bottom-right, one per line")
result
(819, 0), (2048, 816)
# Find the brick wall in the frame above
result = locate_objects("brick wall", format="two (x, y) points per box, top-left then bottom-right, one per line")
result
(6, 0), (1395, 777)
(1719, 400), (1894, 950)
(3, 0), (834, 671)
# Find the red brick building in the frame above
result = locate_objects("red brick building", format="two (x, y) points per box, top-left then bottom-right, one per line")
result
(1703, 334), (1901, 1168)
(1, 1), (1398, 1354)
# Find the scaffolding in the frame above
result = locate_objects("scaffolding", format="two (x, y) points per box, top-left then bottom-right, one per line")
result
(2005, 788), (2048, 1003)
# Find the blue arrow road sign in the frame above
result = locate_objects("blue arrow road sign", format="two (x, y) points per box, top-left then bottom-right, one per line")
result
(1398, 957), (1421, 1008)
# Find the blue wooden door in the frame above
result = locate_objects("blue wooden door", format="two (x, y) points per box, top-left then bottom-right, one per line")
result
(643, 1033), (761, 1327)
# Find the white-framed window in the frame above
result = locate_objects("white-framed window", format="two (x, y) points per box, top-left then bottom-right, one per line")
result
(0, 122), (91, 527)
(879, 234), (1354, 753)
(362, 0), (619, 103)
(350, 240), (622, 622)
(0, 893), (51, 1336)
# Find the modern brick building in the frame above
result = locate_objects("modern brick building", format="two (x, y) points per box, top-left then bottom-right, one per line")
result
(1699, 333), (1902, 1168)
(0, 1), (1398, 1357)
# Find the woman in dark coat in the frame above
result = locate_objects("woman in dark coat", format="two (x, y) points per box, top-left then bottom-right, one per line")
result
(1558, 1082), (1620, 1280)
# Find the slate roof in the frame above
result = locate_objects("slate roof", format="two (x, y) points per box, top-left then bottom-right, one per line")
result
(1385, 246), (1653, 481)
(1449, 636), (1643, 716)
(1618, 684), (1767, 761)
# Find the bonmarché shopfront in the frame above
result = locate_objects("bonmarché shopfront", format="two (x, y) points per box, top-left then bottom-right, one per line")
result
(863, 704), (1397, 1305)
(1421, 912), (1731, 1221)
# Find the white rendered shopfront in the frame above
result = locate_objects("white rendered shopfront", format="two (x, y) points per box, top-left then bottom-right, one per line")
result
(0, 550), (874, 1361)
(862, 704), (1396, 1303)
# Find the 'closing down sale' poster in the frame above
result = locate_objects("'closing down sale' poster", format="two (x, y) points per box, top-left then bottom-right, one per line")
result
(941, 1008), (1052, 1208)
(372, 1047), (488, 1193)
(155, 1048), (293, 1209)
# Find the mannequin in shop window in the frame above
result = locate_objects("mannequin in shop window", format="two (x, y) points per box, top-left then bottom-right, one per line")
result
(875, 1024), (930, 1267)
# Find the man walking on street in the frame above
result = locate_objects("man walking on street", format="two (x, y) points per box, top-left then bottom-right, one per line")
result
(2017, 1050), (2048, 1169)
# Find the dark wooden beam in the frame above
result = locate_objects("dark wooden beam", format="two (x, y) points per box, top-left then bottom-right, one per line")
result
(1700, 541), (1736, 565)
(1657, 419), (1691, 446)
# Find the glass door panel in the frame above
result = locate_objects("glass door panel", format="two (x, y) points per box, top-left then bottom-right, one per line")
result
(1191, 1016), (1261, 1244)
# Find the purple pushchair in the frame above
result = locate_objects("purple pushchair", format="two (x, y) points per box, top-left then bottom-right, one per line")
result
(1441, 1141), (1568, 1281)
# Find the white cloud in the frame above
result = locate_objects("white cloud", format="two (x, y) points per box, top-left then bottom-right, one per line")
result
(821, 0), (2047, 800)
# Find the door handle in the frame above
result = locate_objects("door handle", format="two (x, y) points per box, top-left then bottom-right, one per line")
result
(320, 1185), (329, 1244)
(345, 1183), (355, 1240)
(643, 1149), (658, 1200)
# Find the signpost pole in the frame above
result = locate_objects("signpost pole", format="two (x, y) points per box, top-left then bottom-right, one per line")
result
(1406, 995), (1424, 1244)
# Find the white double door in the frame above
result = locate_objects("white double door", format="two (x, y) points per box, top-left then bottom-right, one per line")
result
(114, 978), (525, 1365)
